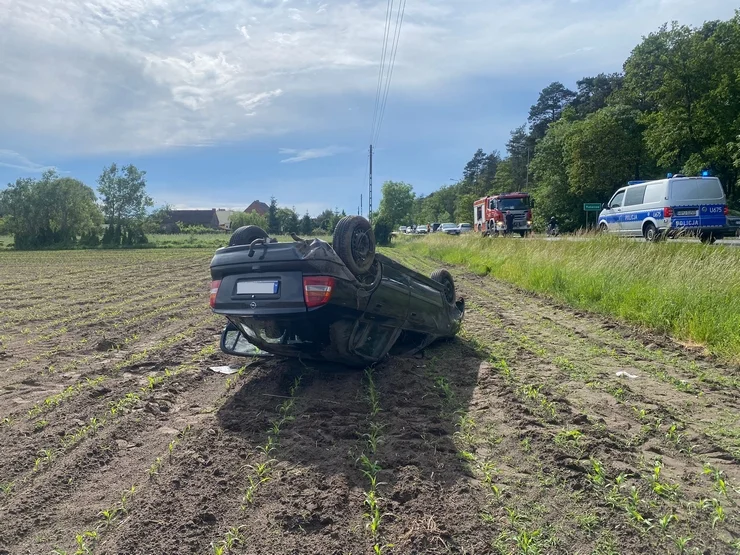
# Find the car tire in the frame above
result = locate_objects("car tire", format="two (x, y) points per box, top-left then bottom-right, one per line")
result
(643, 223), (661, 242)
(599, 222), (608, 233)
(333, 216), (376, 275)
(700, 232), (717, 244)
(431, 269), (456, 305)
(229, 225), (269, 247)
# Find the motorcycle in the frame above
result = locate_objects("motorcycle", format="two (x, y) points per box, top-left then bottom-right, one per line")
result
(546, 223), (559, 237)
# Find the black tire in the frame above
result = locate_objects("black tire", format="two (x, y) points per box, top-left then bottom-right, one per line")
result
(332, 216), (376, 275)
(431, 269), (456, 305)
(644, 222), (660, 242)
(599, 222), (608, 234)
(700, 232), (717, 244)
(229, 225), (268, 247)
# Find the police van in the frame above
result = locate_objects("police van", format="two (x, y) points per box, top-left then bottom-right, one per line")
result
(598, 174), (730, 243)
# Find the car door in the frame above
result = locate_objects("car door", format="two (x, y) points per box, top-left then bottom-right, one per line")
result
(604, 189), (626, 233)
(621, 185), (647, 236)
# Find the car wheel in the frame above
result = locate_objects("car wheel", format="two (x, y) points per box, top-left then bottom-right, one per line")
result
(599, 222), (608, 233)
(699, 232), (716, 244)
(229, 225), (269, 246)
(333, 216), (376, 275)
(431, 269), (456, 305)
(643, 223), (660, 242)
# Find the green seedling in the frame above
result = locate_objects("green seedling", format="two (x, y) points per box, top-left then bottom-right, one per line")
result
(99, 507), (118, 527)
(587, 457), (606, 487)
(0, 481), (14, 495)
(148, 457), (163, 477)
(258, 437), (277, 457)
(712, 502), (725, 529)
(674, 536), (691, 553)
(514, 529), (541, 555)
(703, 464), (728, 496)
(658, 513), (676, 532)
(372, 544), (393, 555)
(34, 419), (49, 431)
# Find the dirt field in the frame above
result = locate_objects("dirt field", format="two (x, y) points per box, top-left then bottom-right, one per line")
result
(0, 248), (738, 555)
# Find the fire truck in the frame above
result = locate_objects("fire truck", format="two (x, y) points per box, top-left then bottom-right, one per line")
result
(473, 192), (533, 236)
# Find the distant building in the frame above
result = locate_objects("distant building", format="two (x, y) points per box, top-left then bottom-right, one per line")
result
(245, 200), (269, 216)
(162, 209), (219, 232)
(214, 209), (235, 231)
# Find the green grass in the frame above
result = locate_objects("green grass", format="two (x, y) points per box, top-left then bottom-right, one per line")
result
(0, 233), (332, 250)
(393, 234), (740, 362)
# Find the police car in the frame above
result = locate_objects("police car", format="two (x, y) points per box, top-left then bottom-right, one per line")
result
(598, 174), (731, 243)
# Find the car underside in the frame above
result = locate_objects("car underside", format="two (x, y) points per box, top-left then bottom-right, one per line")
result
(210, 217), (465, 366)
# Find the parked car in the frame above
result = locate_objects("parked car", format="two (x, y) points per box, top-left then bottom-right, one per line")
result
(210, 217), (465, 366)
(598, 175), (732, 243)
(457, 223), (472, 233)
(728, 211), (740, 237)
(438, 223), (460, 235)
(416, 224), (429, 234)
(431, 223), (441, 232)
(398, 226), (407, 233)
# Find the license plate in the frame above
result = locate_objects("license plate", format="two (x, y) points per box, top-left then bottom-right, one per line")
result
(236, 280), (279, 295)
(676, 210), (696, 216)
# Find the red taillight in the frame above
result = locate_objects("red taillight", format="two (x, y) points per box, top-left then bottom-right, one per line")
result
(724, 205), (729, 216)
(209, 280), (221, 308)
(303, 276), (335, 308)
(663, 207), (673, 218)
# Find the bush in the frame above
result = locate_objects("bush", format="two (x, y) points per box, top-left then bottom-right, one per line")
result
(373, 217), (393, 246)
(79, 230), (101, 247)
(230, 212), (268, 230)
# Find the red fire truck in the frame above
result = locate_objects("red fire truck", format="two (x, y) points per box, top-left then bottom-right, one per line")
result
(473, 192), (533, 236)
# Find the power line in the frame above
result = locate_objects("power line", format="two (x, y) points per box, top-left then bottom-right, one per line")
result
(373, 0), (406, 148)
(369, 0), (395, 144)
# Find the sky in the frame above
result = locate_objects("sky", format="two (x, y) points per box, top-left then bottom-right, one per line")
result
(0, 0), (737, 216)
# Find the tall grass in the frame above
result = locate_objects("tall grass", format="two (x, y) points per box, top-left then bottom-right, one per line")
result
(395, 235), (740, 362)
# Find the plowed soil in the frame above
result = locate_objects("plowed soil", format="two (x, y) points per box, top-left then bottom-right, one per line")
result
(0, 247), (738, 555)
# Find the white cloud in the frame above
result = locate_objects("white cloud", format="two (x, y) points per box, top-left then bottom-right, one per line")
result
(279, 145), (351, 163)
(0, 150), (57, 173)
(0, 0), (736, 155)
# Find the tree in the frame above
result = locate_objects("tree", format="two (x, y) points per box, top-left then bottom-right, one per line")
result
(277, 207), (300, 234)
(230, 211), (268, 230)
(528, 82), (576, 139)
(377, 181), (414, 228)
(564, 105), (654, 200)
(143, 204), (172, 234)
(0, 171), (103, 249)
(97, 164), (153, 230)
(300, 212), (313, 235)
(622, 17), (740, 203)
(572, 73), (624, 117)
(506, 126), (534, 190)
(314, 209), (335, 232)
(267, 197), (279, 234)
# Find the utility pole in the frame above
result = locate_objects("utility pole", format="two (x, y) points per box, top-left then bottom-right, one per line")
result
(369, 145), (373, 222)
(361, 194), (363, 218)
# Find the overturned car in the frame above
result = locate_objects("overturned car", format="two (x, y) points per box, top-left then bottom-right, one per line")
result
(209, 216), (465, 366)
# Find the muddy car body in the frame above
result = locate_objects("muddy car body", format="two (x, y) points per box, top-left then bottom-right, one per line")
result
(210, 217), (464, 366)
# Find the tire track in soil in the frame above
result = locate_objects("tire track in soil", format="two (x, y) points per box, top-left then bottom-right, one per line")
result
(0, 316), (221, 489)
(0, 322), (245, 554)
(386, 248), (739, 554)
(0, 304), (212, 423)
(94, 359), (317, 555)
(395, 250), (740, 467)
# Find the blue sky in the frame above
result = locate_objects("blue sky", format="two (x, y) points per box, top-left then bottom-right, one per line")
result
(1, 0), (737, 216)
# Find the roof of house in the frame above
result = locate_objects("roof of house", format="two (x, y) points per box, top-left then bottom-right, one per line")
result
(164, 209), (219, 227)
(214, 210), (235, 227)
(245, 200), (269, 215)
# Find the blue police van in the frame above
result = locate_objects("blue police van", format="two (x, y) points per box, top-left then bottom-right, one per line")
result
(598, 174), (731, 243)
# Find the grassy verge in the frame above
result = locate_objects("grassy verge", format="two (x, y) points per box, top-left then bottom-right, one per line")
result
(393, 234), (740, 363)
(0, 234), (332, 250)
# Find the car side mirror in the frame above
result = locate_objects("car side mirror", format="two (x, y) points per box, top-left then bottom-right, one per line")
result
(220, 322), (267, 356)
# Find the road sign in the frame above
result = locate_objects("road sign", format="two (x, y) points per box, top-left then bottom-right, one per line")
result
(583, 203), (602, 211)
